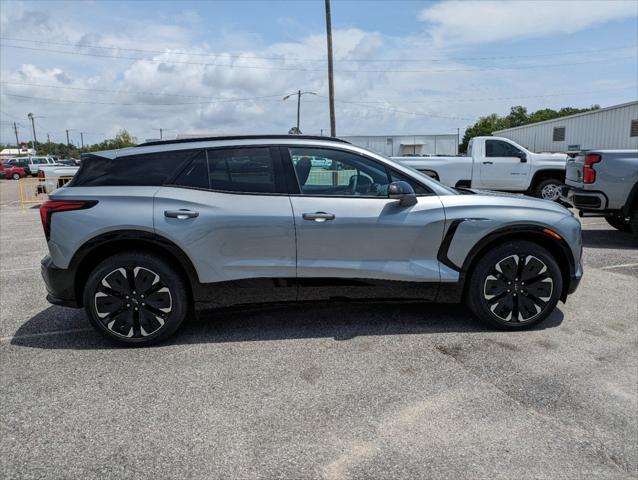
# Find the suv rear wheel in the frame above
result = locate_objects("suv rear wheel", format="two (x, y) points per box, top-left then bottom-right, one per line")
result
(83, 252), (188, 346)
(466, 241), (563, 330)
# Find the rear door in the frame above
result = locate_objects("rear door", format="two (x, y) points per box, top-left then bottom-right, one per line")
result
(477, 139), (530, 190)
(284, 146), (446, 301)
(153, 146), (297, 305)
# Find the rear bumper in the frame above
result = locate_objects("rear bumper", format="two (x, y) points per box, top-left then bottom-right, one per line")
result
(562, 186), (608, 213)
(41, 255), (80, 308)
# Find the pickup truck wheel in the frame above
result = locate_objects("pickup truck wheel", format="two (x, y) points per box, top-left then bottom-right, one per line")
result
(12, 173), (20, 180)
(83, 252), (188, 346)
(534, 179), (563, 201)
(630, 210), (638, 239)
(466, 241), (562, 330)
(605, 214), (631, 232)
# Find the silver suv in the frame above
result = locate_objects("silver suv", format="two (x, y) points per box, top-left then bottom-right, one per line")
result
(40, 135), (583, 346)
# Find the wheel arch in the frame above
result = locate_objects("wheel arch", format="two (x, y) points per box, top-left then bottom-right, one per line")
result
(529, 169), (565, 191)
(458, 226), (575, 302)
(69, 230), (200, 307)
(622, 180), (638, 216)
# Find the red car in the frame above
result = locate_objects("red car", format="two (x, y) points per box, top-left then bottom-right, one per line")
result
(0, 161), (27, 180)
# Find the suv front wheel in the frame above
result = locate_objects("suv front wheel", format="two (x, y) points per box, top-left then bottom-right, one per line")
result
(83, 252), (188, 346)
(466, 241), (563, 329)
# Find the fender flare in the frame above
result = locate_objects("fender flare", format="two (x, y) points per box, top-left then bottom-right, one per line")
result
(69, 229), (201, 306)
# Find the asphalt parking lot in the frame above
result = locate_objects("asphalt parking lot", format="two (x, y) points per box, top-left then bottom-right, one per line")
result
(1, 179), (636, 479)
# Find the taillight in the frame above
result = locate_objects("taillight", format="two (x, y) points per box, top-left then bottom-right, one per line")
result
(583, 154), (601, 184)
(39, 200), (97, 240)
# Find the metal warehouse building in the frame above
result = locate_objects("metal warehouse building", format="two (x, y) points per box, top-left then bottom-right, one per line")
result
(493, 101), (638, 152)
(341, 134), (459, 156)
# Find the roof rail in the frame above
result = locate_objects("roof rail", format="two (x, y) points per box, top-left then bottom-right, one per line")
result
(137, 134), (350, 147)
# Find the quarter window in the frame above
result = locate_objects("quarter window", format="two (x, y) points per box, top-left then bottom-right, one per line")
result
(289, 147), (390, 197)
(485, 140), (523, 158)
(207, 147), (277, 194)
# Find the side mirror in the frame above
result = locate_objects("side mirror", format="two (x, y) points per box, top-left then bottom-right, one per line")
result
(388, 181), (417, 207)
(518, 152), (527, 163)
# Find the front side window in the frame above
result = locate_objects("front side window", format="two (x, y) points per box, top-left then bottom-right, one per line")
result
(289, 147), (391, 197)
(485, 140), (522, 158)
(208, 147), (277, 194)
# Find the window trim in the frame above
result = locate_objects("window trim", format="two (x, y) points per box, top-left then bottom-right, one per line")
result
(281, 144), (434, 198)
(485, 139), (523, 158)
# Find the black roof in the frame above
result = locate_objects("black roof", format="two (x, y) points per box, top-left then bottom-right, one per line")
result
(137, 134), (350, 147)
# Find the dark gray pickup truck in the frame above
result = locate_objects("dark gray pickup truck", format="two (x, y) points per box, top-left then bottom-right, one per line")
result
(564, 149), (638, 237)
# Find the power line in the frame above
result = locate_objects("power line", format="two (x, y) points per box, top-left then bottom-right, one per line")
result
(0, 92), (290, 106)
(0, 81), (290, 102)
(1, 43), (634, 73)
(3, 81), (634, 105)
(0, 36), (634, 63)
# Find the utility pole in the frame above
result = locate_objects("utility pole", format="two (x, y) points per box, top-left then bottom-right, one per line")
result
(13, 122), (19, 146)
(296, 91), (301, 133)
(80, 132), (84, 148)
(66, 129), (70, 145)
(457, 127), (460, 154)
(27, 112), (37, 151)
(325, 0), (336, 137)
(159, 128), (163, 140)
(283, 90), (316, 134)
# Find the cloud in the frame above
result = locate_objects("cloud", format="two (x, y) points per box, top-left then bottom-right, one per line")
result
(419, 0), (638, 45)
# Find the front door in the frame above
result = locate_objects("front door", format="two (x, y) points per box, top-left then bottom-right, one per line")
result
(477, 139), (530, 190)
(284, 146), (446, 301)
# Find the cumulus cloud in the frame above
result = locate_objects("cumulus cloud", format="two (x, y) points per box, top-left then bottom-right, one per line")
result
(1, 2), (636, 144)
(419, 0), (638, 45)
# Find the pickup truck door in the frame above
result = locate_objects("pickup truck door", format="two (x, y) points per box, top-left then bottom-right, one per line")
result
(476, 139), (530, 190)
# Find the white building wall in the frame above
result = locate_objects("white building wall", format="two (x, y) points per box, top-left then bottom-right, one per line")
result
(341, 134), (459, 156)
(493, 101), (638, 152)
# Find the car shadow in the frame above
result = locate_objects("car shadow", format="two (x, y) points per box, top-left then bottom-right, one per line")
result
(582, 228), (637, 250)
(10, 301), (564, 350)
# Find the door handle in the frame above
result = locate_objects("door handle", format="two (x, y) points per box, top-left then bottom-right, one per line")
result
(482, 161), (493, 165)
(164, 209), (199, 219)
(302, 212), (335, 222)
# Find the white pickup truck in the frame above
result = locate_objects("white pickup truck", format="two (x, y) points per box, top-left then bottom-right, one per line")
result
(36, 164), (80, 194)
(393, 136), (568, 200)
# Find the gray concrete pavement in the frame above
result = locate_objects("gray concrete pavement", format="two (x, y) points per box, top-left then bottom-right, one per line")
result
(0, 179), (636, 479)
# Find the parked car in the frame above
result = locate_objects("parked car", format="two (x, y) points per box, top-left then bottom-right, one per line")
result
(393, 136), (568, 201)
(22, 156), (57, 175)
(563, 149), (638, 236)
(0, 161), (27, 180)
(6, 158), (30, 171)
(40, 135), (582, 346)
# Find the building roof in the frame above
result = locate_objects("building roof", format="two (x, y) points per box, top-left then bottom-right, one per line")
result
(494, 100), (638, 134)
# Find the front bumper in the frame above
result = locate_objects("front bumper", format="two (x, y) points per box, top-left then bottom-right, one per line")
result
(41, 255), (80, 308)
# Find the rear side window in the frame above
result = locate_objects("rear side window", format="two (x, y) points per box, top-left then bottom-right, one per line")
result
(171, 151), (209, 189)
(208, 147), (278, 194)
(72, 150), (198, 186)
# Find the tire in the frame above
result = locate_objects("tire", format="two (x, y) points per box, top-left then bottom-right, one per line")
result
(83, 252), (189, 346)
(466, 240), (563, 330)
(533, 178), (563, 201)
(630, 210), (638, 239)
(605, 214), (632, 232)
(12, 173), (20, 180)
